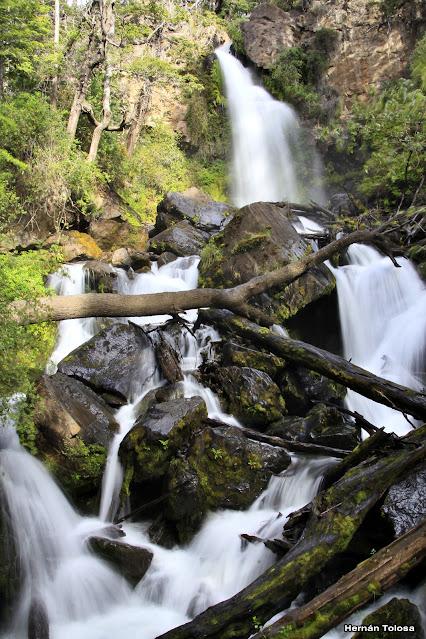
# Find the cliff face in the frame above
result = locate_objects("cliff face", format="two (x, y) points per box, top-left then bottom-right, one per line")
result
(242, 0), (425, 112)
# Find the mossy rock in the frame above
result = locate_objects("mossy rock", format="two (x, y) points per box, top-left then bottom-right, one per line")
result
(352, 597), (424, 638)
(165, 424), (291, 541)
(204, 366), (286, 427)
(222, 341), (286, 378)
(149, 220), (209, 257)
(120, 396), (208, 483)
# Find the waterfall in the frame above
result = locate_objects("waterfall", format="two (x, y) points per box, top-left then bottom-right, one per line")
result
(330, 245), (426, 436)
(216, 44), (325, 208)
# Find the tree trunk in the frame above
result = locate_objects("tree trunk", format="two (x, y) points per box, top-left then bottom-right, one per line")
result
(51, 0), (60, 108)
(201, 310), (426, 423)
(87, 63), (113, 162)
(126, 81), (152, 155)
(155, 428), (426, 639)
(251, 520), (426, 639)
(0, 58), (4, 101)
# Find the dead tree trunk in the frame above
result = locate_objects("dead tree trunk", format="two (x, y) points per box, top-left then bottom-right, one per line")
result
(155, 427), (426, 639)
(251, 520), (426, 639)
(126, 80), (152, 156)
(51, 0), (60, 108)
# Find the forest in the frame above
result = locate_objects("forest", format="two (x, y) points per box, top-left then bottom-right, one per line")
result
(0, 1), (425, 638)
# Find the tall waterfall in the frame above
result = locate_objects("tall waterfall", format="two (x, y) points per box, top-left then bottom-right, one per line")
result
(216, 44), (325, 207)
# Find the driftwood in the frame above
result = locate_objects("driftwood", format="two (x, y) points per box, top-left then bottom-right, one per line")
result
(251, 519), (426, 639)
(10, 228), (381, 325)
(156, 426), (426, 639)
(154, 333), (183, 383)
(201, 310), (426, 423)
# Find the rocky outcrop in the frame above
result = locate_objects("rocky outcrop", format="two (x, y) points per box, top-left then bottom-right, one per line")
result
(241, 1), (426, 110)
(381, 462), (426, 537)
(267, 403), (360, 450)
(241, 4), (296, 70)
(111, 248), (150, 271)
(45, 231), (103, 262)
(199, 202), (335, 321)
(156, 189), (232, 233)
(58, 323), (151, 405)
(352, 597), (425, 639)
(85, 260), (118, 293)
(88, 536), (153, 586)
(222, 341), (286, 378)
(204, 365), (286, 427)
(149, 220), (209, 257)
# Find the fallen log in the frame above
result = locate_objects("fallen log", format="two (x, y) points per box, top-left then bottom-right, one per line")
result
(10, 228), (380, 325)
(200, 310), (426, 423)
(155, 425), (426, 639)
(251, 519), (426, 639)
(155, 333), (183, 383)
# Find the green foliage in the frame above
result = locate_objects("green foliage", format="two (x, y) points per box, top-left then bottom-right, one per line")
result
(0, 0), (51, 94)
(0, 249), (62, 442)
(0, 93), (102, 232)
(264, 28), (338, 119)
(412, 33), (426, 91)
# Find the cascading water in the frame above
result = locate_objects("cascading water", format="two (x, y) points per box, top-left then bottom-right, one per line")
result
(216, 44), (325, 208)
(330, 245), (426, 436)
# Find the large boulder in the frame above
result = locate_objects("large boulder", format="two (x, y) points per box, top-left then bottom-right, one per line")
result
(204, 366), (286, 427)
(241, 4), (297, 70)
(381, 462), (426, 538)
(267, 403), (360, 450)
(88, 536), (153, 586)
(352, 597), (424, 639)
(156, 189), (232, 234)
(34, 373), (118, 499)
(120, 396), (208, 483)
(149, 220), (209, 257)
(199, 202), (335, 321)
(166, 424), (291, 542)
(45, 231), (103, 261)
(58, 323), (151, 405)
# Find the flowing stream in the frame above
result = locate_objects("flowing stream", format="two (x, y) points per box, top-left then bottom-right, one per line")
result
(1, 46), (425, 639)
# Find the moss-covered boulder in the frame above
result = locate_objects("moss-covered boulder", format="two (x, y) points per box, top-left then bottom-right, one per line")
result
(34, 373), (118, 500)
(58, 323), (151, 405)
(165, 424), (291, 542)
(120, 396), (208, 484)
(204, 366), (286, 427)
(352, 597), (424, 639)
(198, 202), (335, 321)
(267, 403), (360, 450)
(88, 536), (153, 586)
(380, 461), (426, 538)
(222, 341), (286, 378)
(149, 220), (209, 257)
(279, 366), (346, 415)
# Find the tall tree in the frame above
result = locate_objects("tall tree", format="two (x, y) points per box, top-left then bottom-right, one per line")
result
(0, 0), (51, 98)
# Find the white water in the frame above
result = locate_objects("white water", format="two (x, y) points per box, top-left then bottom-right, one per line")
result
(216, 44), (325, 208)
(331, 245), (426, 436)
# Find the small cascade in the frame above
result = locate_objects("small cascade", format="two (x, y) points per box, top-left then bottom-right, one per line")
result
(331, 244), (426, 435)
(47, 263), (98, 371)
(216, 44), (325, 208)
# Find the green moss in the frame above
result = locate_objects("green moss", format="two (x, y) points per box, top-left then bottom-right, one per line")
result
(231, 229), (272, 255)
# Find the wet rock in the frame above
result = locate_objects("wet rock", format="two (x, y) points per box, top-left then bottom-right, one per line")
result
(35, 373), (118, 448)
(241, 4), (296, 69)
(34, 373), (118, 499)
(199, 202), (335, 321)
(58, 323), (150, 404)
(329, 193), (358, 218)
(165, 424), (291, 541)
(0, 498), (19, 623)
(28, 598), (49, 639)
(267, 404), (360, 450)
(156, 189), (232, 233)
(149, 220), (209, 257)
(381, 462), (426, 537)
(352, 597), (424, 639)
(156, 251), (178, 268)
(279, 367), (346, 414)
(111, 247), (150, 271)
(222, 341), (286, 378)
(205, 366), (286, 427)
(85, 260), (117, 293)
(88, 536), (153, 586)
(121, 396), (208, 483)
